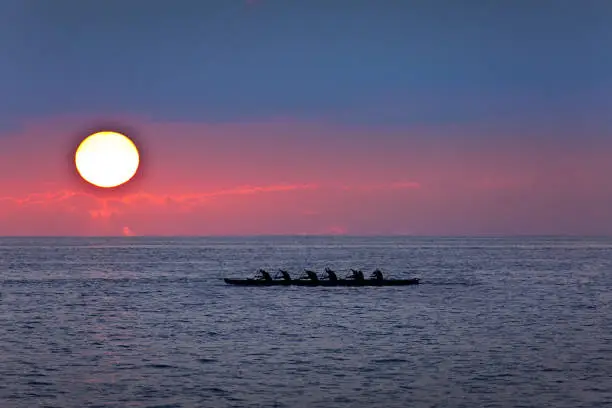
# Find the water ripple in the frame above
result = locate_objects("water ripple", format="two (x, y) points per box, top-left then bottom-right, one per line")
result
(0, 236), (611, 407)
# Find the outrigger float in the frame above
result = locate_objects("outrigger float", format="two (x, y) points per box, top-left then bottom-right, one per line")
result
(224, 268), (420, 287)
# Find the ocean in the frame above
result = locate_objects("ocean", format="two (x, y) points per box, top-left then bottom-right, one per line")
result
(0, 236), (611, 407)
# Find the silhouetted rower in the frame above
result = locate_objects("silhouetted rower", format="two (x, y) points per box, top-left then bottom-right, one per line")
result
(324, 267), (338, 281)
(351, 269), (365, 281)
(258, 269), (273, 281)
(305, 270), (319, 281)
(371, 269), (384, 281)
(279, 269), (292, 281)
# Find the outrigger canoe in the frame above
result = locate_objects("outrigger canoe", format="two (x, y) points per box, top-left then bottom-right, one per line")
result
(223, 277), (420, 287)
(224, 268), (420, 287)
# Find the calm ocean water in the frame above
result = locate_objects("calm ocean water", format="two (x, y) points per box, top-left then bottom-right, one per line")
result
(0, 236), (611, 407)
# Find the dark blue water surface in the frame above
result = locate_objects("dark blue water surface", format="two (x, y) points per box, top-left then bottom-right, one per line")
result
(0, 236), (611, 407)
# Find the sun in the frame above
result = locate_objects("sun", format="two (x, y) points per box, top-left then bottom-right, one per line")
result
(75, 131), (140, 188)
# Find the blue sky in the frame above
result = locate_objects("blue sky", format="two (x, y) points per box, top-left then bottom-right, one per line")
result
(1, 0), (611, 131)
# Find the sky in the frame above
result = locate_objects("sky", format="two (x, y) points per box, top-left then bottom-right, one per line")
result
(1, 0), (611, 236)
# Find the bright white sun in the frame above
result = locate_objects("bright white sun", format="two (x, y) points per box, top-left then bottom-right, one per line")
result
(75, 131), (140, 188)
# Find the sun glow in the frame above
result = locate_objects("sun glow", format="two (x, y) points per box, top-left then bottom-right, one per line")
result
(75, 131), (140, 188)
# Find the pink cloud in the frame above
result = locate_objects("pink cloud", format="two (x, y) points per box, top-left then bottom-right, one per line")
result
(327, 226), (348, 235)
(0, 180), (426, 235)
(341, 181), (421, 192)
(122, 226), (135, 236)
(1, 183), (319, 218)
(2, 115), (612, 235)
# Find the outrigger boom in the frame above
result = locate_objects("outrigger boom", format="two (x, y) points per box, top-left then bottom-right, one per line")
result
(223, 268), (420, 287)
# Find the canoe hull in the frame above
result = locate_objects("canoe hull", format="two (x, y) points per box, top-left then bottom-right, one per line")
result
(223, 278), (420, 287)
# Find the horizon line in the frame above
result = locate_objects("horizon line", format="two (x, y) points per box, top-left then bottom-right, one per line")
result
(1, 234), (612, 238)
